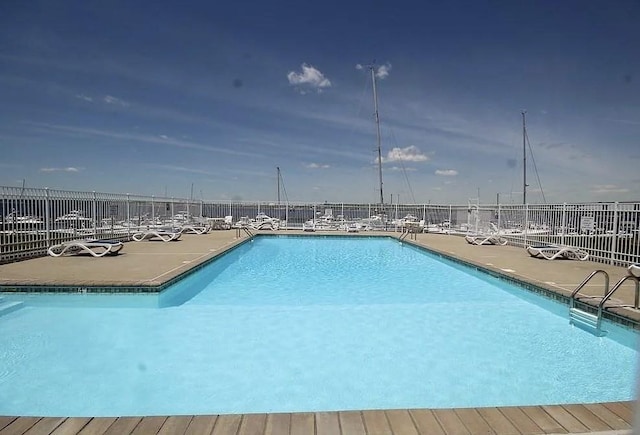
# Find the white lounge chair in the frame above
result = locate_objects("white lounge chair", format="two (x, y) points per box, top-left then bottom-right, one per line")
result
(179, 225), (210, 235)
(628, 263), (640, 278)
(131, 229), (181, 242)
(526, 244), (589, 261)
(249, 221), (277, 231)
(302, 221), (316, 232)
(48, 239), (124, 257)
(465, 234), (507, 246)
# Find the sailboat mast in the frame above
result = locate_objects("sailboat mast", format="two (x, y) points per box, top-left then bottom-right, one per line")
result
(277, 167), (281, 204)
(370, 66), (384, 205)
(522, 110), (527, 205)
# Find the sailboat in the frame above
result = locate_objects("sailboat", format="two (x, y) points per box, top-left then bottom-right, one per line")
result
(367, 65), (388, 227)
(370, 65), (384, 206)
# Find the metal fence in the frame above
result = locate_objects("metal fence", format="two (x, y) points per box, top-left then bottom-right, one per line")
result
(1, 185), (639, 266)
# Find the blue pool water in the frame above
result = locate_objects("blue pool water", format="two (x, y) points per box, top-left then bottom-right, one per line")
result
(0, 235), (637, 417)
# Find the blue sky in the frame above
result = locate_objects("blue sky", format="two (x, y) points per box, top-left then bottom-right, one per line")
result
(1, 1), (638, 204)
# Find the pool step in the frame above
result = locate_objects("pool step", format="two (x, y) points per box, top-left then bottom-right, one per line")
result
(569, 307), (603, 335)
(0, 297), (24, 317)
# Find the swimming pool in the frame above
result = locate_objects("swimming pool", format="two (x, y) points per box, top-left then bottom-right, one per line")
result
(0, 235), (637, 417)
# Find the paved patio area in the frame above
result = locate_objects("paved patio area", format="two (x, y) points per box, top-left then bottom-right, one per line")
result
(0, 230), (247, 287)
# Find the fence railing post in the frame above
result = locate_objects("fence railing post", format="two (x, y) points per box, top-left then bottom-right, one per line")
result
(610, 201), (619, 265)
(92, 191), (97, 236)
(126, 194), (131, 238)
(45, 188), (51, 247)
(561, 203), (566, 246)
(524, 203), (529, 248)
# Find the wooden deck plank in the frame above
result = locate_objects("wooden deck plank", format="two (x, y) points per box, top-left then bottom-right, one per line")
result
(541, 405), (588, 433)
(408, 410), (445, 435)
(562, 404), (611, 432)
(0, 417), (41, 435)
(454, 408), (494, 434)
(290, 413), (314, 435)
(77, 417), (117, 435)
(211, 414), (242, 435)
(476, 408), (519, 435)
(583, 403), (632, 430)
(237, 414), (267, 435)
(131, 416), (167, 435)
(499, 407), (543, 434)
(184, 416), (217, 435)
(338, 411), (366, 435)
(620, 401), (635, 413)
(157, 416), (193, 435)
(102, 417), (142, 435)
(361, 410), (391, 435)
(432, 409), (470, 435)
(0, 418), (17, 433)
(385, 410), (418, 435)
(520, 406), (566, 433)
(1, 402), (636, 435)
(603, 401), (634, 424)
(264, 413), (290, 435)
(22, 417), (65, 435)
(50, 418), (91, 435)
(315, 412), (338, 435)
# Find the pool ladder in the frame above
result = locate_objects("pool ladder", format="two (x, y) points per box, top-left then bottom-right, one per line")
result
(235, 226), (254, 238)
(569, 269), (640, 335)
(399, 226), (418, 242)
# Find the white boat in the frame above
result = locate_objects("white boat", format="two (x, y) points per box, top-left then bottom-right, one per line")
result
(54, 210), (93, 228)
(392, 213), (420, 228)
(4, 212), (44, 226)
(313, 209), (341, 230)
(232, 213), (280, 230)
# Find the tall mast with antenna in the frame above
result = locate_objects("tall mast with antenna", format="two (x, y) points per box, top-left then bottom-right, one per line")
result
(277, 167), (281, 204)
(370, 65), (384, 205)
(522, 110), (527, 205)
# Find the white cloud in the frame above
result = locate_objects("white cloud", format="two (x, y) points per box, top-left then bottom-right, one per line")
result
(306, 163), (330, 169)
(287, 64), (331, 92)
(375, 63), (392, 79)
(75, 94), (93, 102)
(591, 184), (629, 194)
(40, 167), (81, 172)
(435, 169), (458, 176)
(381, 146), (428, 163)
(104, 95), (130, 107)
(354, 63), (391, 79)
(159, 134), (169, 139)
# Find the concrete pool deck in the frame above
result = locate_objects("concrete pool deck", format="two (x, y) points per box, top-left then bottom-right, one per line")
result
(0, 230), (638, 434)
